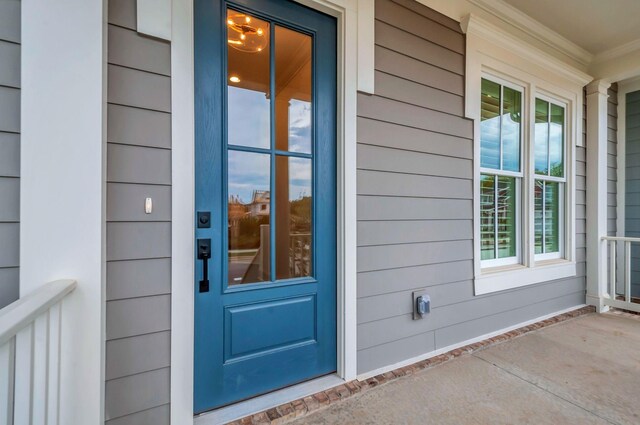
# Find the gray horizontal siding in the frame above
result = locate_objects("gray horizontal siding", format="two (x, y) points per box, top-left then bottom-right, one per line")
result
(106, 405), (170, 425)
(356, 0), (586, 374)
(0, 0), (20, 309)
(0, 1), (20, 44)
(105, 0), (172, 423)
(105, 368), (170, 421)
(625, 90), (640, 297)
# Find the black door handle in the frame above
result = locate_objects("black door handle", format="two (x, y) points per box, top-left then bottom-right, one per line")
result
(198, 238), (211, 293)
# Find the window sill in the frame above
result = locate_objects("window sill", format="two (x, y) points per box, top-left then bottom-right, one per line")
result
(475, 261), (577, 295)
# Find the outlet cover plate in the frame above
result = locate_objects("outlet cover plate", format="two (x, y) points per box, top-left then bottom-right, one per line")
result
(412, 290), (430, 320)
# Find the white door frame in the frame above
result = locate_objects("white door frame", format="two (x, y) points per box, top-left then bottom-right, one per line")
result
(170, 0), (373, 422)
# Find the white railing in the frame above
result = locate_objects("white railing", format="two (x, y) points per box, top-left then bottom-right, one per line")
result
(0, 279), (76, 425)
(601, 236), (640, 313)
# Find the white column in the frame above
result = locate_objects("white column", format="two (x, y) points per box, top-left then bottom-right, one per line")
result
(585, 80), (611, 312)
(20, 1), (106, 424)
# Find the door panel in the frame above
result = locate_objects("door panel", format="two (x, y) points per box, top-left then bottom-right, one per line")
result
(224, 295), (317, 361)
(194, 0), (337, 413)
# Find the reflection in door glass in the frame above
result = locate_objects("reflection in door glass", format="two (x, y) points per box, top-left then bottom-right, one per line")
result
(228, 151), (271, 285)
(275, 26), (312, 153)
(227, 9), (271, 149)
(276, 156), (312, 279)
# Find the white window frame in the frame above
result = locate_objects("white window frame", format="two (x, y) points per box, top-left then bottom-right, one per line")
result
(462, 14), (590, 295)
(479, 74), (525, 269)
(532, 94), (568, 262)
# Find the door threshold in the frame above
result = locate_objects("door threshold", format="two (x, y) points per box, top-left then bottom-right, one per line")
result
(194, 374), (344, 425)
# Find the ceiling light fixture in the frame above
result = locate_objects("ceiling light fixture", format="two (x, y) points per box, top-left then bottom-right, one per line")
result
(229, 76), (241, 83)
(227, 12), (268, 53)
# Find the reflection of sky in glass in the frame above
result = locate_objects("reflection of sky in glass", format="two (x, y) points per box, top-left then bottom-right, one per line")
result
(549, 104), (564, 177)
(480, 116), (500, 169)
(228, 150), (270, 204)
(481, 114), (521, 171)
(549, 122), (563, 176)
(502, 87), (521, 172)
(228, 86), (270, 149)
(534, 122), (549, 174)
(288, 157), (311, 200)
(502, 113), (520, 171)
(288, 100), (312, 153)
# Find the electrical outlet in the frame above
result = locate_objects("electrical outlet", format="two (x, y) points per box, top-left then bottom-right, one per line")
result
(412, 291), (431, 320)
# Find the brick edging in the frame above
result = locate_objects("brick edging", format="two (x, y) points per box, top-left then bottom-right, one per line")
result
(229, 305), (595, 425)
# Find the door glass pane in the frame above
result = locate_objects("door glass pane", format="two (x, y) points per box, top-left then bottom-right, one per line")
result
(275, 26), (312, 154)
(535, 98), (549, 175)
(534, 180), (544, 254)
(549, 103), (564, 177)
(227, 150), (271, 285)
(227, 10), (271, 149)
(501, 87), (521, 172)
(480, 174), (496, 260)
(497, 176), (517, 258)
(545, 181), (560, 253)
(480, 79), (500, 169)
(276, 156), (312, 279)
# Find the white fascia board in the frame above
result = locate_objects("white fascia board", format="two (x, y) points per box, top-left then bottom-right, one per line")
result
(467, 0), (593, 66)
(590, 47), (640, 83)
(462, 14), (592, 87)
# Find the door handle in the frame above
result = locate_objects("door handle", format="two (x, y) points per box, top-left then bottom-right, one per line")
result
(198, 238), (211, 293)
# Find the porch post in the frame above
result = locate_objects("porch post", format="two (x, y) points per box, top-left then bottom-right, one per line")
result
(586, 80), (611, 312)
(20, 0), (106, 424)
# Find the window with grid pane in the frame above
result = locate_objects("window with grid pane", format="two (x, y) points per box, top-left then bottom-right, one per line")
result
(480, 78), (522, 265)
(534, 98), (565, 257)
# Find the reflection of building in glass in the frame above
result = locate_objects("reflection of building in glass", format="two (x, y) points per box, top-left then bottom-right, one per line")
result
(248, 190), (270, 217)
(227, 188), (313, 284)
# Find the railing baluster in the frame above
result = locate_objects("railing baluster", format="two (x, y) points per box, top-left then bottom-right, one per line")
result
(626, 241), (632, 303)
(601, 237), (640, 313)
(47, 303), (61, 425)
(14, 324), (34, 425)
(0, 337), (15, 425)
(32, 313), (49, 425)
(0, 280), (76, 425)
(610, 240), (617, 298)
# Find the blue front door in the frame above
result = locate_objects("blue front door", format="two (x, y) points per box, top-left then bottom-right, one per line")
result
(194, 0), (337, 413)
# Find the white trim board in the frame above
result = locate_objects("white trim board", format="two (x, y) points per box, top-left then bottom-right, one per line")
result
(357, 304), (588, 381)
(170, 0), (195, 423)
(170, 0), (364, 423)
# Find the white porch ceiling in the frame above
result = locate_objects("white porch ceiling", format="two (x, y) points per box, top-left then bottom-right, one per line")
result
(503, 0), (640, 55)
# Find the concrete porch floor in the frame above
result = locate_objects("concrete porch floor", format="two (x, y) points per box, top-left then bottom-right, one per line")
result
(292, 311), (640, 425)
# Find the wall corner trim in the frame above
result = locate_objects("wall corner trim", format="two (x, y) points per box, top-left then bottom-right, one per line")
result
(356, 0), (374, 94)
(585, 78), (610, 312)
(138, 0), (172, 41)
